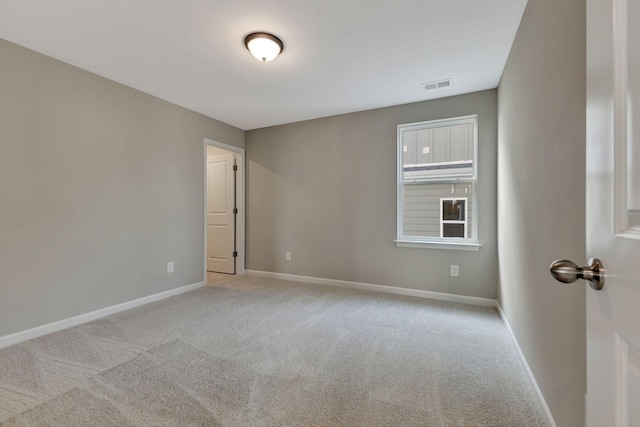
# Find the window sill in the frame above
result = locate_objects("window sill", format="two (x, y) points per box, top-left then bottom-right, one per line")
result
(394, 240), (482, 251)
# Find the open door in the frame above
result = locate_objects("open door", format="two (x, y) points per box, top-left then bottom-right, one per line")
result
(206, 152), (236, 274)
(552, 0), (640, 423)
(577, 0), (640, 424)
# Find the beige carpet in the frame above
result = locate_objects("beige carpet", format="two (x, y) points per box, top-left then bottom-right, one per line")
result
(0, 274), (549, 426)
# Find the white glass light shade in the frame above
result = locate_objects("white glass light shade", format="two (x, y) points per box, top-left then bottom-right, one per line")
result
(244, 32), (283, 62)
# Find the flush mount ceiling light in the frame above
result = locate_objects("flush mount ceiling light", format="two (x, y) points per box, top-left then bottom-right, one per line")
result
(244, 32), (284, 62)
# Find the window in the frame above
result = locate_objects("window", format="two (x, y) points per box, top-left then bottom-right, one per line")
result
(441, 198), (467, 237)
(395, 115), (480, 250)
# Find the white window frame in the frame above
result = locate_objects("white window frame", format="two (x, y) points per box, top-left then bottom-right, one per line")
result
(440, 197), (468, 238)
(394, 115), (481, 251)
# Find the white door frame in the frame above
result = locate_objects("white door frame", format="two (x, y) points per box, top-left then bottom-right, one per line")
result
(203, 138), (245, 277)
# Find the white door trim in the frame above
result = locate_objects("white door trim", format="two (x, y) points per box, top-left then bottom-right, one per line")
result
(203, 138), (245, 277)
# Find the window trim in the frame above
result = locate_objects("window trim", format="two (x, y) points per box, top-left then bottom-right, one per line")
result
(396, 115), (480, 250)
(393, 239), (482, 251)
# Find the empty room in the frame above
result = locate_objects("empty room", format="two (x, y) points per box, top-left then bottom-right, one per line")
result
(1, 0), (638, 426)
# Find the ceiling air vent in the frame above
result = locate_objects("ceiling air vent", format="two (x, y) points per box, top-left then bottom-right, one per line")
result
(422, 78), (452, 91)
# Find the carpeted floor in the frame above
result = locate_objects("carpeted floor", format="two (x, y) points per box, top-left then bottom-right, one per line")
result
(0, 274), (549, 426)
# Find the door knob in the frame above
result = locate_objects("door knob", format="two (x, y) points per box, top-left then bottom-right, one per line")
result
(549, 258), (604, 290)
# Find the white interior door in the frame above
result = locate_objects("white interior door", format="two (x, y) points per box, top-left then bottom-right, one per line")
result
(586, 0), (640, 424)
(207, 152), (235, 274)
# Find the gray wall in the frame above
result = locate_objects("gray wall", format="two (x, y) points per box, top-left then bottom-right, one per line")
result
(0, 39), (244, 337)
(246, 90), (497, 299)
(497, 0), (586, 425)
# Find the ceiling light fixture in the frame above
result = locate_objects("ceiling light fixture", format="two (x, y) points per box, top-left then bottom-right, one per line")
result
(244, 32), (284, 62)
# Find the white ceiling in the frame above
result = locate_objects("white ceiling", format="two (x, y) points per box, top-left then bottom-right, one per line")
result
(0, 0), (527, 130)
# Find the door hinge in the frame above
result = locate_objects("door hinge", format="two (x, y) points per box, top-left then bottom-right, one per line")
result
(233, 251), (238, 258)
(233, 164), (238, 171)
(233, 208), (238, 214)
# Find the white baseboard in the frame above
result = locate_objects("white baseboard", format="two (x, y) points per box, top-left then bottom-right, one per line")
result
(496, 303), (556, 427)
(0, 281), (205, 350)
(246, 269), (497, 308)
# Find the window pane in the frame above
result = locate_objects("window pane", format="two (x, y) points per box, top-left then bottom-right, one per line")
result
(402, 182), (473, 239)
(443, 223), (465, 238)
(401, 122), (474, 183)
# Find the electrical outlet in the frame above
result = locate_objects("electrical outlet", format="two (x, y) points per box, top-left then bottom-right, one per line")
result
(450, 264), (459, 277)
(285, 251), (291, 261)
(167, 262), (174, 273)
